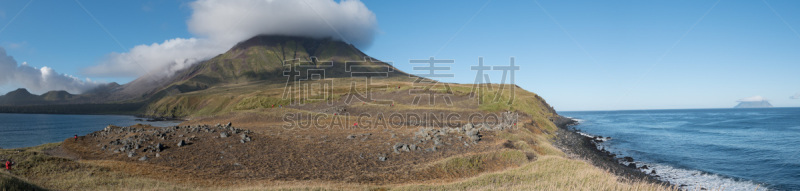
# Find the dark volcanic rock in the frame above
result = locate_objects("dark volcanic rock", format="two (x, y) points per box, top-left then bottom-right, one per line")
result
(155, 143), (165, 152)
(550, 115), (667, 185)
(623, 156), (634, 162)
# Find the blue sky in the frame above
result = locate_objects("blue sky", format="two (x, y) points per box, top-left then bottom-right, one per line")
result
(0, 0), (799, 111)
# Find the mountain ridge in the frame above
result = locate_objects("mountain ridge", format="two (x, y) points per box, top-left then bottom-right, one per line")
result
(0, 35), (413, 115)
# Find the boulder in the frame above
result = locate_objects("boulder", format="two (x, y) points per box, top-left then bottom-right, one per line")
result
(177, 140), (186, 147)
(127, 151), (136, 158)
(155, 143), (164, 152)
(463, 123), (474, 130)
(466, 130), (481, 143)
(392, 143), (404, 153)
(347, 134), (356, 139)
(425, 147), (437, 152)
(220, 132), (229, 138)
(240, 134), (251, 143)
(623, 156), (634, 162)
(378, 156), (387, 161)
(402, 144), (411, 152)
(138, 156), (148, 161)
(627, 163), (637, 168)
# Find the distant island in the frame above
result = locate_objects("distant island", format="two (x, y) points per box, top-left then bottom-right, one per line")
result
(734, 96), (773, 108)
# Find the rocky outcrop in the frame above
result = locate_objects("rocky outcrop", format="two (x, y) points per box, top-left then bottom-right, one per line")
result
(86, 122), (253, 162)
(388, 111), (520, 158)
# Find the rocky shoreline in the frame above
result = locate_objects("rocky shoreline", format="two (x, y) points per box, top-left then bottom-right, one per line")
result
(550, 116), (673, 187)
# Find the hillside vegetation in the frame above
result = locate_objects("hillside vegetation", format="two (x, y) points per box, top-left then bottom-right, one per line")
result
(0, 35), (674, 190)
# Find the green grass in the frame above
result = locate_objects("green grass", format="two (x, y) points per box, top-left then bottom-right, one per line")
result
(234, 96), (291, 110)
(0, 171), (47, 191)
(427, 150), (528, 177)
(394, 155), (676, 191)
(0, 143), (198, 191)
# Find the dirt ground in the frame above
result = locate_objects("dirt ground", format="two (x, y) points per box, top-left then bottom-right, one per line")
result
(61, 92), (535, 186)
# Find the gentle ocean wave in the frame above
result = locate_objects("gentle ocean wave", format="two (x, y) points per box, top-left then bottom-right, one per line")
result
(562, 108), (800, 190)
(642, 162), (765, 191)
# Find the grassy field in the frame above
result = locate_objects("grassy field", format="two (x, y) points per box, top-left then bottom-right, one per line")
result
(0, 80), (680, 190)
(0, 143), (674, 191)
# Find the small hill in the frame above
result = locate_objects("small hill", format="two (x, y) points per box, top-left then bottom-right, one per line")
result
(0, 88), (42, 106)
(41, 90), (74, 101)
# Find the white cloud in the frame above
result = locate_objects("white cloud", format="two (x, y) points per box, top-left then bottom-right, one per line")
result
(0, 47), (104, 94)
(188, 0), (377, 48)
(83, 0), (378, 78)
(83, 38), (229, 77)
(737, 96), (767, 102)
(791, 93), (800, 99)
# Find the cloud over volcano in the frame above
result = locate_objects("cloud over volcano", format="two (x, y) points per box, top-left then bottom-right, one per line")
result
(0, 47), (104, 94)
(83, 0), (378, 78)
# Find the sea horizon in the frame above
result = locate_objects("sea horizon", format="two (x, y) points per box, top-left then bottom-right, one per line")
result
(562, 108), (800, 190)
(559, 106), (800, 113)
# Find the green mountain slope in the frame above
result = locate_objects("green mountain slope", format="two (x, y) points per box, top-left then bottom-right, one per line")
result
(166, 35), (406, 93)
(139, 35), (413, 117)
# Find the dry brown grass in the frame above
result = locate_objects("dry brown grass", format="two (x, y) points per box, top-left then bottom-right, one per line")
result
(392, 155), (677, 191)
(1, 81), (681, 190)
(1, 129), (679, 191)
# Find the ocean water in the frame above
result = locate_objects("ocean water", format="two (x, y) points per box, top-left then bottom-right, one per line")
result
(561, 108), (800, 191)
(0, 113), (181, 149)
